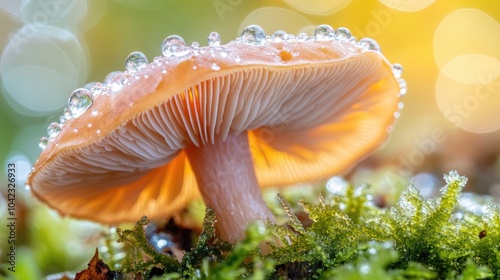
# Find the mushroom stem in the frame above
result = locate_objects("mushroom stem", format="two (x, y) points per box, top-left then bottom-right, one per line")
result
(185, 131), (275, 242)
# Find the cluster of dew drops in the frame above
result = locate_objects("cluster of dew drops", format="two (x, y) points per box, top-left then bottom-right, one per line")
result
(38, 24), (406, 150)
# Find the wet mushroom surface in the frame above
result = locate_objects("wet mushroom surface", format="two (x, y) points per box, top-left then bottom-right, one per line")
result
(27, 24), (405, 243)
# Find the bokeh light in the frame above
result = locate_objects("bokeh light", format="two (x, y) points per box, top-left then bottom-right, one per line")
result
(378, 0), (435, 12)
(239, 7), (312, 34)
(1, 24), (88, 115)
(4, 152), (31, 185)
(436, 55), (500, 133)
(283, 0), (351, 15)
(20, 1), (86, 28)
(433, 9), (500, 72)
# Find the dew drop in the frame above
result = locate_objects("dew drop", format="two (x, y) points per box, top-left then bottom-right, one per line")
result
(104, 71), (121, 83)
(314, 24), (334, 41)
(47, 122), (62, 138)
(84, 82), (96, 90)
(234, 56), (241, 63)
(125, 51), (148, 73)
(149, 232), (173, 253)
(285, 34), (295, 42)
(59, 115), (67, 124)
(296, 33), (309, 42)
(91, 109), (99, 116)
(39, 137), (48, 149)
(211, 63), (220, 71)
(359, 38), (380, 51)
(68, 88), (93, 117)
(336, 27), (352, 41)
(87, 123), (93, 128)
(90, 82), (105, 96)
(153, 56), (163, 65)
(109, 73), (128, 91)
(394, 111), (400, 118)
(326, 176), (348, 195)
(240, 25), (266, 46)
(443, 170), (468, 187)
(271, 30), (287, 42)
(207, 31), (221, 46)
(161, 35), (190, 57)
(192, 65), (197, 70)
(59, 107), (71, 124)
(398, 78), (408, 95)
(63, 107), (71, 119)
(392, 63), (403, 79)
(96, 129), (101, 135)
(190, 41), (200, 49)
(398, 102), (404, 110)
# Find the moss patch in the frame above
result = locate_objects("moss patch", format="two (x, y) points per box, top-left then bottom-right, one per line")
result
(99, 171), (500, 279)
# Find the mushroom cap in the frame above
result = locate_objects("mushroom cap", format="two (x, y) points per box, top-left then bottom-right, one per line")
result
(27, 28), (403, 224)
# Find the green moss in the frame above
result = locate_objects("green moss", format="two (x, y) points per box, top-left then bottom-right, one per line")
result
(107, 171), (500, 279)
(116, 216), (179, 278)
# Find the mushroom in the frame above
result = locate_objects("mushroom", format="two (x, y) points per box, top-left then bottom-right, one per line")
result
(27, 25), (405, 243)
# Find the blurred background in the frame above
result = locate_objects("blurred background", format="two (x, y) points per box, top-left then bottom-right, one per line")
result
(0, 0), (499, 278)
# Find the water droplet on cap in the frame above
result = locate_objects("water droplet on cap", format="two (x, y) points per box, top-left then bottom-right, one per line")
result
(207, 31), (221, 46)
(39, 137), (48, 149)
(314, 24), (334, 41)
(153, 56), (163, 65)
(271, 30), (287, 42)
(109, 73), (128, 91)
(84, 82), (96, 90)
(125, 51), (148, 73)
(296, 33), (309, 42)
(161, 35), (190, 57)
(359, 38), (380, 51)
(392, 63), (403, 79)
(240, 25), (266, 46)
(285, 34), (295, 42)
(68, 88), (93, 117)
(190, 41), (200, 49)
(398, 78), (407, 95)
(59, 107), (71, 124)
(59, 115), (67, 124)
(336, 27), (352, 41)
(211, 63), (220, 71)
(47, 122), (62, 138)
(90, 82), (105, 96)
